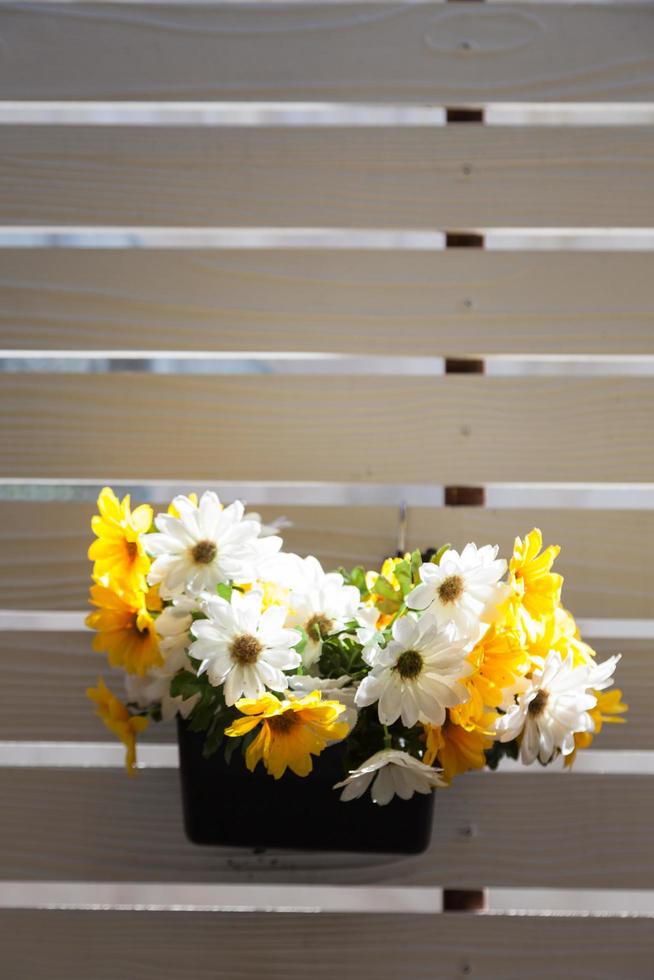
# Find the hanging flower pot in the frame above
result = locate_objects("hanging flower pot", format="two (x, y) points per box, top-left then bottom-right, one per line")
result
(177, 718), (435, 853)
(85, 487), (627, 857)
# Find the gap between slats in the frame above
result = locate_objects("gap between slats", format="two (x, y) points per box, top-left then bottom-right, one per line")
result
(0, 743), (650, 773)
(1, 882), (654, 917)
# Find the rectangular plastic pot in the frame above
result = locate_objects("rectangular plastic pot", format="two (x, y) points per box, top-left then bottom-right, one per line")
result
(177, 718), (434, 854)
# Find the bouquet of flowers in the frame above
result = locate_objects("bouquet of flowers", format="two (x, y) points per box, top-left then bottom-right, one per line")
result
(87, 487), (626, 807)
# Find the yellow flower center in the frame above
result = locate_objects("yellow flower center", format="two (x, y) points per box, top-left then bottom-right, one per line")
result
(230, 633), (262, 666)
(267, 709), (300, 734)
(305, 612), (334, 642)
(438, 574), (464, 604)
(528, 690), (549, 718)
(191, 540), (217, 565)
(395, 649), (423, 680)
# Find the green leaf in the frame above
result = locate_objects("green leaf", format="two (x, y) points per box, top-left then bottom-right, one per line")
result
(224, 734), (241, 766)
(202, 724), (225, 759)
(484, 738), (518, 770)
(432, 544), (452, 565)
(339, 565), (370, 599)
(292, 627), (308, 656)
(216, 582), (233, 602)
(392, 559), (414, 597)
(410, 550), (423, 582)
(371, 575), (398, 602)
(169, 670), (202, 700)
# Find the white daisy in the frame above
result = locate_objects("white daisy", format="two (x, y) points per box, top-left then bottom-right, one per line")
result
(244, 511), (292, 537)
(588, 653), (622, 692)
(495, 650), (620, 765)
(334, 749), (445, 805)
(251, 546), (303, 590)
(188, 590), (301, 706)
(288, 673), (358, 732)
(146, 492), (281, 597)
(355, 612), (471, 728)
(125, 647), (199, 723)
(286, 556), (361, 670)
(155, 596), (196, 656)
(355, 606), (385, 661)
(406, 544), (507, 638)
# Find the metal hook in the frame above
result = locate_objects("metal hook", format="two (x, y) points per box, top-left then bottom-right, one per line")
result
(397, 500), (408, 557)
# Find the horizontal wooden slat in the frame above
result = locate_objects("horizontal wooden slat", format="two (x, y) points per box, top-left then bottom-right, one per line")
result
(3, 126), (654, 228)
(2, 909), (654, 980)
(1, 3), (653, 103)
(0, 632), (640, 747)
(0, 632), (170, 743)
(3, 249), (654, 355)
(1, 768), (652, 887)
(2, 375), (654, 483)
(1, 502), (654, 620)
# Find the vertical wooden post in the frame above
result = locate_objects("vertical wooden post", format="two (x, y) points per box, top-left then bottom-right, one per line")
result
(441, 90), (488, 915)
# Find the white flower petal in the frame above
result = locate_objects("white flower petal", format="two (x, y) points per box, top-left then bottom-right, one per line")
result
(371, 766), (396, 806)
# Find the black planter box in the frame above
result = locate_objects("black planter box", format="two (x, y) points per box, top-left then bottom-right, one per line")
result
(177, 719), (434, 854)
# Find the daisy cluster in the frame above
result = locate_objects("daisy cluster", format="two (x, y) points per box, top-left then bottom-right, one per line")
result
(86, 488), (627, 805)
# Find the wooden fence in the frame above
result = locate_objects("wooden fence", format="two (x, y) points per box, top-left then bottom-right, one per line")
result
(1, 1), (653, 976)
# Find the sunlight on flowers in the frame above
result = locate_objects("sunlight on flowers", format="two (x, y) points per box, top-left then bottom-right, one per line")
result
(225, 691), (349, 779)
(87, 677), (149, 775)
(87, 582), (163, 675)
(88, 487), (153, 596)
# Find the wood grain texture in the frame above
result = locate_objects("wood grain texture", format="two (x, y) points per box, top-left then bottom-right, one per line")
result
(2, 910), (654, 980)
(1, 769), (652, 887)
(0, 632), (172, 743)
(3, 126), (654, 228)
(3, 249), (654, 355)
(1, 3), (653, 103)
(2, 502), (654, 620)
(2, 375), (654, 483)
(0, 632), (639, 747)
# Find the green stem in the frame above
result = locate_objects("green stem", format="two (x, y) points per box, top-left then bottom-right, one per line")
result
(383, 725), (393, 749)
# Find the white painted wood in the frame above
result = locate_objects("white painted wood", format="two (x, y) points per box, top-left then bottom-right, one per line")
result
(1, 3), (653, 103)
(0, 769), (653, 887)
(1, 503), (654, 618)
(0, 880), (441, 913)
(4, 881), (654, 916)
(3, 126), (654, 228)
(2, 375), (654, 482)
(2, 250), (654, 355)
(1, 908), (653, 980)
(1, 745), (650, 773)
(489, 887), (654, 916)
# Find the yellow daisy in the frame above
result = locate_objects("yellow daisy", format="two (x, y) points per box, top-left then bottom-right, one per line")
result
(565, 688), (628, 767)
(529, 605), (596, 669)
(87, 677), (149, 775)
(225, 691), (349, 779)
(506, 528), (563, 641)
(88, 487), (153, 595)
(86, 582), (163, 675)
(452, 625), (530, 730)
(423, 711), (497, 783)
